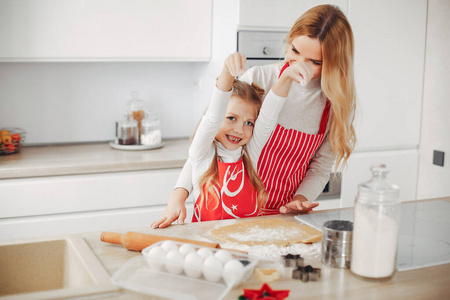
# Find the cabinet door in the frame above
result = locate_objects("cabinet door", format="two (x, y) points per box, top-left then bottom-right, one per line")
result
(0, 169), (183, 218)
(238, 0), (348, 30)
(340, 149), (419, 208)
(0, 0), (211, 61)
(349, 0), (427, 150)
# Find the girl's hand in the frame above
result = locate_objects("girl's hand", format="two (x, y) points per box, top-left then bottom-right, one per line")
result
(217, 52), (246, 91)
(224, 52), (246, 77)
(150, 188), (189, 228)
(272, 61), (314, 97)
(279, 194), (319, 214)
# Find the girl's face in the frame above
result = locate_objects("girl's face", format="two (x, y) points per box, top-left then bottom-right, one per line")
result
(215, 96), (258, 151)
(286, 35), (323, 79)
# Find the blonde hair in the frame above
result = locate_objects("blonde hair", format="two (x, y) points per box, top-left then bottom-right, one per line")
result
(287, 4), (356, 169)
(198, 80), (267, 215)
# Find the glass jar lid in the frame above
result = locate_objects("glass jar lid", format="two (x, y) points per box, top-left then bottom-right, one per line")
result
(358, 164), (400, 202)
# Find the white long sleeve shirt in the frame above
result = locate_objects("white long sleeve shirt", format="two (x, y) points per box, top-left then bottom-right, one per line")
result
(189, 85), (286, 201)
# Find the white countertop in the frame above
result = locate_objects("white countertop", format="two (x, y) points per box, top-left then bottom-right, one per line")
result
(0, 139), (190, 179)
(82, 199), (450, 300)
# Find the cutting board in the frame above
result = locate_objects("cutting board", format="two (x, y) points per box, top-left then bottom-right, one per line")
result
(295, 200), (450, 271)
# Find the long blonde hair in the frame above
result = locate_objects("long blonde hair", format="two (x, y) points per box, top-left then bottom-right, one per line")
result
(287, 4), (356, 169)
(198, 80), (268, 215)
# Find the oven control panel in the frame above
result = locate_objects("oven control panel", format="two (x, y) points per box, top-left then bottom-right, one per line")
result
(237, 30), (288, 60)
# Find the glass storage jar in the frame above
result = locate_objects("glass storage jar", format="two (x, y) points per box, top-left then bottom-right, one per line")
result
(351, 164), (400, 279)
(140, 113), (162, 146)
(117, 113), (138, 145)
(129, 91), (146, 143)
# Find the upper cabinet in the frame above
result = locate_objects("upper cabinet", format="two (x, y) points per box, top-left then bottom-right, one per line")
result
(0, 0), (212, 62)
(238, 0), (348, 30)
(349, 0), (427, 151)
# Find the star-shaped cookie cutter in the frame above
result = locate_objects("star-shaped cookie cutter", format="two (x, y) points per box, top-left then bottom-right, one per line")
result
(282, 254), (304, 268)
(241, 283), (290, 300)
(292, 265), (321, 282)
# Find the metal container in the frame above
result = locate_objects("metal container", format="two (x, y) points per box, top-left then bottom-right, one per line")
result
(321, 220), (353, 268)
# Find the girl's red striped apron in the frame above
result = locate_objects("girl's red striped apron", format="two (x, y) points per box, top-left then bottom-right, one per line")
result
(192, 159), (259, 222)
(258, 63), (331, 215)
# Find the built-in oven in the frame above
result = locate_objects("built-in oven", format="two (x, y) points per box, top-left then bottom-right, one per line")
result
(237, 30), (287, 68)
(237, 30), (342, 204)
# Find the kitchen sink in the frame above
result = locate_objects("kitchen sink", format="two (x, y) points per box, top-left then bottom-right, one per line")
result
(0, 235), (119, 299)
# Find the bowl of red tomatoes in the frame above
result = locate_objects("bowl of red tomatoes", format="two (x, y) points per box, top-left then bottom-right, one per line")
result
(0, 128), (26, 155)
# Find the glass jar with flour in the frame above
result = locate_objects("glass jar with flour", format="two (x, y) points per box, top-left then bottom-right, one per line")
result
(351, 164), (400, 279)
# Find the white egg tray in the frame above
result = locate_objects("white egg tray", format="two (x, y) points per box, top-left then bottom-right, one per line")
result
(111, 241), (257, 300)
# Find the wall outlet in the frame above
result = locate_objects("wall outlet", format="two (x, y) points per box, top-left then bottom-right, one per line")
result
(433, 150), (445, 167)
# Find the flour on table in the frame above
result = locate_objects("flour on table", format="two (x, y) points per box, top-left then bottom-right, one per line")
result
(209, 218), (322, 259)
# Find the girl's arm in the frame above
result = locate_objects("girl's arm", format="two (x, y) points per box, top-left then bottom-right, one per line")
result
(188, 53), (244, 162)
(151, 53), (245, 229)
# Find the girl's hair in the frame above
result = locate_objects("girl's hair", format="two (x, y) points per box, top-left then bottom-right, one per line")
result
(198, 79), (268, 215)
(287, 4), (356, 169)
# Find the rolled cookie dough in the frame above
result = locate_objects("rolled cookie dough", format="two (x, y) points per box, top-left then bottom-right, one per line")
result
(210, 218), (322, 246)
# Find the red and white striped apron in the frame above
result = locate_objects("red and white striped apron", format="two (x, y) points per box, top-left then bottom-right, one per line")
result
(258, 63), (331, 215)
(192, 159), (259, 222)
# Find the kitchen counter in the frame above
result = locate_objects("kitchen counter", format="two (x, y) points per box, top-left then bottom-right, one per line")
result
(82, 198), (450, 300)
(0, 139), (190, 179)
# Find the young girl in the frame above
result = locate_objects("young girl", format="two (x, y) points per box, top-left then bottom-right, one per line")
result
(152, 4), (356, 227)
(185, 52), (312, 222)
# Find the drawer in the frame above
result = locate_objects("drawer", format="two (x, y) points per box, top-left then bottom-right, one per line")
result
(0, 206), (195, 241)
(0, 169), (182, 218)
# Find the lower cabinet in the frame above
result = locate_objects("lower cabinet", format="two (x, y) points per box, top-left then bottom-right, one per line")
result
(0, 169), (193, 241)
(340, 149), (419, 208)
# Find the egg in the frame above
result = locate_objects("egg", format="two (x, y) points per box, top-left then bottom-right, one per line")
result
(223, 259), (245, 286)
(178, 243), (196, 257)
(214, 249), (233, 264)
(197, 247), (214, 260)
(183, 252), (203, 278)
(145, 246), (167, 271)
(165, 249), (184, 274)
(202, 256), (223, 282)
(161, 240), (178, 252)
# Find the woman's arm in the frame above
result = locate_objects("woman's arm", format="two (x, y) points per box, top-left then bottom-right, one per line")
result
(279, 133), (334, 214)
(295, 133), (335, 201)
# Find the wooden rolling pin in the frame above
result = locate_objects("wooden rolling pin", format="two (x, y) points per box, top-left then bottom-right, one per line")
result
(101, 231), (221, 252)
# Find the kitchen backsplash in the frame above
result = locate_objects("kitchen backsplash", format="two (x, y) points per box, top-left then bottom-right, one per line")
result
(0, 62), (208, 145)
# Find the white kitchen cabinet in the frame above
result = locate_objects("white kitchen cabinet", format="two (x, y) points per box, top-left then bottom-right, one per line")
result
(238, 0), (348, 30)
(349, 0), (427, 151)
(340, 149), (419, 208)
(0, 169), (194, 241)
(0, 0), (211, 62)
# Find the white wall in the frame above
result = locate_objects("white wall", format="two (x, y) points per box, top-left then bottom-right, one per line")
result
(0, 62), (199, 144)
(417, 0), (450, 199)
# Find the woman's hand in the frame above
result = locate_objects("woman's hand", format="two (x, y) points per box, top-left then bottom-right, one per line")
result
(272, 61), (314, 97)
(150, 188), (189, 229)
(279, 194), (319, 214)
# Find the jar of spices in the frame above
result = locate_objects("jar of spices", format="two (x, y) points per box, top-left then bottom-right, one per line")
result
(351, 164), (401, 279)
(117, 113), (138, 145)
(140, 112), (162, 146)
(129, 91), (146, 143)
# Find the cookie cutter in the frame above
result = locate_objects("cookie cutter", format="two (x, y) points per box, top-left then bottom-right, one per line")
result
(282, 254), (304, 268)
(292, 265), (321, 282)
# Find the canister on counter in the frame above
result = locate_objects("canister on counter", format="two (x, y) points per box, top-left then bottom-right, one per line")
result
(321, 220), (353, 269)
(351, 164), (400, 280)
(129, 91), (146, 143)
(140, 112), (162, 146)
(117, 113), (138, 145)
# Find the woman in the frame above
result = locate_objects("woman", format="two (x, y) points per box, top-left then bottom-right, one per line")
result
(151, 4), (356, 228)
